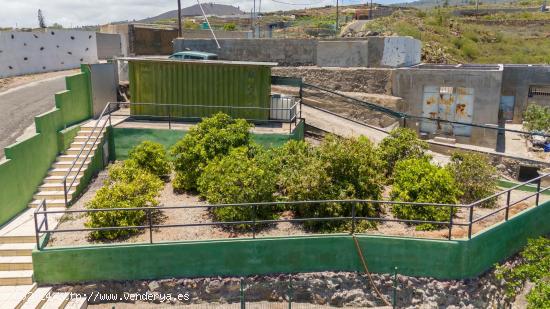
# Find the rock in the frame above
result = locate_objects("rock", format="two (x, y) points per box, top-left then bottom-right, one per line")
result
(148, 281), (160, 291)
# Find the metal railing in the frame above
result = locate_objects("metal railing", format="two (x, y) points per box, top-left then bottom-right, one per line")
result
(36, 173), (550, 250)
(60, 100), (302, 207)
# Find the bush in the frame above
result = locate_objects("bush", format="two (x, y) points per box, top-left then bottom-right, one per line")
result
(447, 152), (498, 207)
(523, 104), (550, 133)
(171, 113), (252, 192)
(283, 135), (384, 232)
(495, 236), (550, 308)
(390, 158), (462, 230)
(223, 23), (236, 31)
(378, 128), (430, 179)
(197, 146), (278, 225)
(85, 162), (163, 240)
(128, 141), (171, 178)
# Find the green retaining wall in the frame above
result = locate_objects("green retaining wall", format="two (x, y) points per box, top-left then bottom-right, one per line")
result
(57, 124), (81, 153)
(112, 120), (305, 160)
(0, 68), (92, 226)
(32, 200), (550, 284)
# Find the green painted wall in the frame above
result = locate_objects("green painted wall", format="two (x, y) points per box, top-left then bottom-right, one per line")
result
(128, 60), (272, 121)
(57, 124), (81, 153)
(32, 200), (550, 284)
(112, 122), (304, 160)
(0, 69), (92, 226)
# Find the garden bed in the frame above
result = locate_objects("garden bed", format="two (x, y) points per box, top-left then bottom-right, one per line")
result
(47, 171), (549, 248)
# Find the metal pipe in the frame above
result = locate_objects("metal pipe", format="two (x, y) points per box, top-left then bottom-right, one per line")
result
(197, 0), (220, 48)
(505, 191), (511, 220)
(177, 0), (182, 37)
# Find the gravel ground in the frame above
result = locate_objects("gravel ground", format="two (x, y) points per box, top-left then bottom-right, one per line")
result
(48, 170), (550, 248)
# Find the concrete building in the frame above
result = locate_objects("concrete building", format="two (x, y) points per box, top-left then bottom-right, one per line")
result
(173, 37), (421, 67)
(392, 64), (504, 149)
(501, 65), (550, 123)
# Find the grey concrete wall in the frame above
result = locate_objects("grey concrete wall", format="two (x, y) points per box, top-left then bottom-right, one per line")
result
(501, 65), (550, 123)
(392, 65), (503, 149)
(181, 29), (252, 39)
(89, 63), (117, 119)
(174, 37), (421, 68)
(317, 41), (368, 67)
(96, 33), (122, 59)
(99, 24), (130, 56)
(174, 38), (318, 66)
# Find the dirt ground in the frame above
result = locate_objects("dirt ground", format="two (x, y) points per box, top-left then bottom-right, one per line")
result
(47, 169), (550, 248)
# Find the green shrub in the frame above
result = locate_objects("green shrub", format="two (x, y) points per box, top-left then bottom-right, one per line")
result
(495, 236), (550, 308)
(128, 141), (171, 178)
(287, 135), (384, 232)
(390, 158), (462, 230)
(85, 162), (163, 240)
(197, 146), (278, 225)
(447, 152), (498, 207)
(223, 23), (236, 31)
(171, 113), (252, 192)
(378, 128), (430, 179)
(523, 104), (550, 133)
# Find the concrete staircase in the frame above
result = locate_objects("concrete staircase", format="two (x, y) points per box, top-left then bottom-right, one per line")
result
(28, 122), (106, 209)
(0, 120), (105, 308)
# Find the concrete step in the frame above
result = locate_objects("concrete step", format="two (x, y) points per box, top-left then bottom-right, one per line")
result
(48, 168), (85, 177)
(44, 175), (83, 184)
(66, 147), (97, 156)
(0, 256), (33, 271)
(20, 286), (52, 309)
(0, 270), (33, 286)
(53, 160), (90, 169)
(64, 296), (87, 309)
(29, 199), (66, 208)
(70, 141), (102, 148)
(39, 182), (81, 192)
(34, 191), (74, 201)
(0, 243), (34, 256)
(57, 155), (88, 162)
(76, 131), (103, 138)
(0, 236), (36, 245)
(41, 292), (70, 309)
(0, 284), (36, 308)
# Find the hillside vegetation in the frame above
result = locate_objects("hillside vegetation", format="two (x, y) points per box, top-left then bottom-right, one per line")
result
(360, 2), (550, 64)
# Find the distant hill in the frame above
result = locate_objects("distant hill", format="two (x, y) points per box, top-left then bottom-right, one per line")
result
(140, 3), (245, 23)
(394, 0), (512, 9)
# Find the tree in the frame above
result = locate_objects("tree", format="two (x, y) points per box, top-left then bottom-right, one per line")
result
(170, 113), (251, 192)
(378, 128), (430, 179)
(37, 9), (47, 28)
(390, 158), (462, 231)
(127, 141), (171, 179)
(446, 152), (498, 208)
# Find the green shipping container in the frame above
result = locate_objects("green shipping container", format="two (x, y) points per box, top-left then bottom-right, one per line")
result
(128, 59), (274, 121)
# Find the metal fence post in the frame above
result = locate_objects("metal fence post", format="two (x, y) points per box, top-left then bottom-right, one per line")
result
(448, 205), (453, 240)
(63, 179), (68, 207)
(351, 203), (356, 234)
(468, 205), (474, 239)
(168, 105), (172, 130)
(43, 201), (49, 233)
(252, 205), (257, 239)
(505, 191), (511, 220)
(148, 209), (153, 244)
(33, 211), (40, 250)
(536, 179), (541, 206)
(392, 267), (398, 309)
(240, 279), (245, 309)
(288, 275), (292, 309)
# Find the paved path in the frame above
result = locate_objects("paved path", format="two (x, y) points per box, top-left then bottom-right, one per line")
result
(0, 73), (72, 158)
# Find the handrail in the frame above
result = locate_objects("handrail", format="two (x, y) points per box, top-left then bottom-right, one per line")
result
(469, 173), (549, 207)
(62, 102), (114, 206)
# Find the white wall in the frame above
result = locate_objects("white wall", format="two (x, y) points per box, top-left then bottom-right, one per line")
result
(0, 29), (98, 78)
(381, 37), (421, 68)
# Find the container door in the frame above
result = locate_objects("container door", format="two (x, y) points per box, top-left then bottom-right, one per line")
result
(421, 86), (440, 134)
(453, 87), (474, 136)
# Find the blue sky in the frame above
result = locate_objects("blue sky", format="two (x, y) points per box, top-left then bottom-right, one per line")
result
(0, 0), (406, 28)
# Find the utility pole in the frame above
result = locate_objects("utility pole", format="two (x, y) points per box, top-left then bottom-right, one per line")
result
(177, 0), (182, 37)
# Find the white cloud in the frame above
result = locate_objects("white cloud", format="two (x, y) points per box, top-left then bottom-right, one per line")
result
(0, 0), (403, 28)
